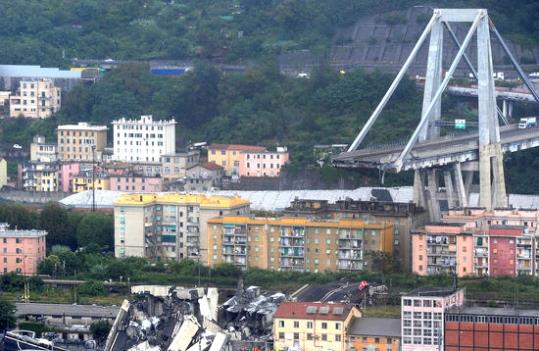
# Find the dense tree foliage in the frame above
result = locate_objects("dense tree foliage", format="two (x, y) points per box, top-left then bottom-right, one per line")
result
(0, 204), (114, 250)
(0, 1), (537, 65)
(0, 298), (16, 331)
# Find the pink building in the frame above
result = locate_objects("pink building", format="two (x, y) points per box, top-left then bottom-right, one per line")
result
(412, 224), (474, 277)
(58, 162), (80, 192)
(0, 223), (47, 275)
(109, 175), (162, 192)
(239, 146), (289, 177)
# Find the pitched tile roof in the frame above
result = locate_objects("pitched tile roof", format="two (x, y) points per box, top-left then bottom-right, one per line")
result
(273, 302), (353, 321)
(208, 144), (266, 152)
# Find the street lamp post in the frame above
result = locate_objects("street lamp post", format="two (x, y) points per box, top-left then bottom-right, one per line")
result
(91, 145), (96, 212)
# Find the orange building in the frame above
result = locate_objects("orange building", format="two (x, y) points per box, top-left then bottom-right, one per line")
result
(0, 223), (47, 275)
(207, 216), (394, 272)
(412, 223), (474, 277)
(348, 317), (401, 351)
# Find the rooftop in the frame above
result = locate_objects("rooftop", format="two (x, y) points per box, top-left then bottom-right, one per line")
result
(405, 287), (461, 297)
(188, 162), (223, 171)
(348, 317), (401, 338)
(0, 223), (47, 238)
(208, 216), (391, 229)
(112, 115), (176, 125)
(114, 193), (249, 208)
(446, 306), (539, 318)
(208, 144), (266, 152)
(58, 122), (108, 131)
(274, 302), (354, 321)
(0, 64), (81, 79)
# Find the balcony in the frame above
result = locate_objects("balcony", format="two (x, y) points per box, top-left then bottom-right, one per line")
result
(280, 248), (304, 257)
(280, 238), (304, 247)
(338, 251), (362, 260)
(338, 260), (363, 271)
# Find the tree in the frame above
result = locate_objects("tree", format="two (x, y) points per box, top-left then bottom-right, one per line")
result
(90, 320), (111, 344)
(0, 298), (16, 331)
(39, 203), (76, 249)
(79, 281), (106, 297)
(76, 212), (114, 249)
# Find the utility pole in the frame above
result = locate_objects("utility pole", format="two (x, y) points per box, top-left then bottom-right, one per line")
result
(91, 145), (96, 212)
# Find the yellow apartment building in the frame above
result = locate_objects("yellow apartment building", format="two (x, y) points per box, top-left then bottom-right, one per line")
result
(207, 144), (266, 176)
(113, 193), (250, 262)
(57, 122), (108, 162)
(72, 173), (110, 192)
(207, 216), (394, 272)
(273, 302), (361, 351)
(9, 79), (61, 118)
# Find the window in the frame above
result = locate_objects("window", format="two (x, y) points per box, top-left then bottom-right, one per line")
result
(293, 321), (299, 328)
(335, 335), (341, 342)
(387, 338), (392, 343)
(307, 321), (313, 328)
(293, 333), (299, 340)
(321, 334), (327, 341)
(321, 322), (327, 329)
(335, 322), (341, 330)
(307, 333), (313, 340)
(278, 332), (284, 339)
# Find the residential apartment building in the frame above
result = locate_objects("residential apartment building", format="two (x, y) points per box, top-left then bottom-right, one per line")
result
(348, 317), (401, 351)
(238, 146), (289, 177)
(184, 162), (224, 191)
(58, 163), (81, 192)
(110, 175), (162, 192)
(20, 162), (60, 192)
(207, 216), (394, 272)
(112, 115), (176, 163)
(161, 150), (200, 181)
(0, 159), (6, 189)
(0, 223), (47, 275)
(57, 122), (108, 162)
(273, 302), (361, 351)
(284, 198), (428, 271)
(401, 288), (465, 351)
(9, 79), (61, 118)
(445, 306), (539, 351)
(412, 224), (474, 277)
(207, 144), (266, 176)
(30, 135), (57, 162)
(72, 171), (110, 193)
(113, 193), (250, 262)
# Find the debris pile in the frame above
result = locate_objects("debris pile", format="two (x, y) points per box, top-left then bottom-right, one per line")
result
(104, 283), (284, 351)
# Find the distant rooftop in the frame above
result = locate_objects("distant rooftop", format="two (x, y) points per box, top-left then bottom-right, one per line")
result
(348, 317), (401, 338)
(208, 144), (266, 152)
(0, 64), (81, 79)
(447, 306), (539, 318)
(0, 223), (47, 238)
(405, 287), (460, 297)
(112, 115), (176, 125)
(274, 302), (354, 321)
(58, 122), (107, 131)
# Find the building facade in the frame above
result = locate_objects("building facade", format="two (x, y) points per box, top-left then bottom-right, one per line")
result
(30, 135), (57, 162)
(0, 223), (47, 275)
(238, 146), (289, 177)
(401, 288), (465, 351)
(207, 144), (266, 176)
(0, 159), (6, 189)
(348, 317), (401, 351)
(185, 162), (224, 191)
(9, 79), (61, 118)
(110, 175), (162, 192)
(58, 163), (81, 193)
(57, 122), (108, 162)
(20, 162), (60, 192)
(72, 171), (110, 193)
(112, 115), (176, 163)
(113, 193), (250, 262)
(445, 306), (539, 351)
(273, 302), (361, 351)
(161, 151), (200, 181)
(207, 216), (394, 272)
(284, 198), (428, 272)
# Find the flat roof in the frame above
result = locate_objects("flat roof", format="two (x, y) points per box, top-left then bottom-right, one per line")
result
(447, 306), (539, 318)
(114, 193), (249, 208)
(208, 216), (391, 229)
(58, 122), (107, 131)
(112, 115), (176, 125)
(16, 302), (119, 318)
(405, 287), (460, 297)
(349, 317), (401, 338)
(0, 229), (47, 237)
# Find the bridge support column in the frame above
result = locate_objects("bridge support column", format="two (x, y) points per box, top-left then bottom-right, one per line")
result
(502, 100), (514, 120)
(453, 163), (468, 207)
(479, 144), (508, 209)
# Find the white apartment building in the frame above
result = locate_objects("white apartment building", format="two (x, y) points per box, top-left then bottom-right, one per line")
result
(9, 79), (61, 118)
(30, 135), (57, 163)
(112, 115), (176, 163)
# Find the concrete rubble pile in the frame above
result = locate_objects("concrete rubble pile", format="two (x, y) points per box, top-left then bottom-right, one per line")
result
(104, 283), (284, 351)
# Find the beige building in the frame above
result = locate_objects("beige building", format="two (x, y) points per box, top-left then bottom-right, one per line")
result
(57, 122), (108, 162)
(207, 216), (394, 272)
(20, 162), (59, 192)
(113, 193), (250, 262)
(0, 159), (7, 189)
(9, 79), (61, 118)
(273, 302), (361, 351)
(30, 135), (57, 162)
(207, 144), (266, 176)
(160, 150), (200, 181)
